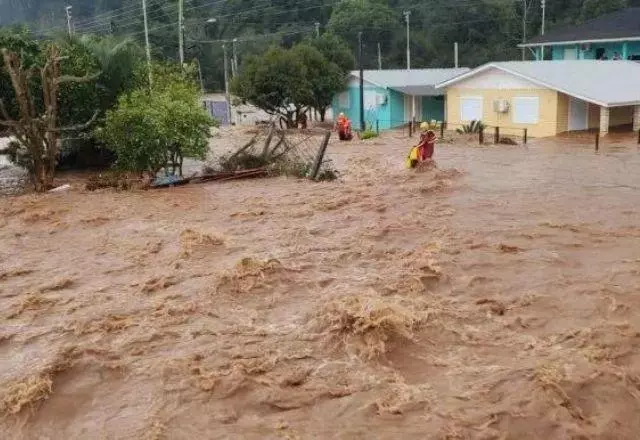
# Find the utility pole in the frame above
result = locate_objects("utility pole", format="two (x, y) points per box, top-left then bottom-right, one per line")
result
(315, 22), (320, 38)
(65, 6), (73, 37)
(404, 10), (411, 70)
(541, 0), (546, 35)
(522, 0), (533, 61)
(358, 31), (364, 132)
(377, 42), (382, 70)
(142, 0), (152, 85)
(223, 42), (232, 126)
(540, 0), (546, 60)
(232, 38), (238, 77)
(454, 42), (459, 68)
(178, 0), (184, 65)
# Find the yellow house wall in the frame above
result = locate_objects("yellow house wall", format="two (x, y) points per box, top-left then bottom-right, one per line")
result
(588, 103), (600, 129)
(446, 88), (559, 137)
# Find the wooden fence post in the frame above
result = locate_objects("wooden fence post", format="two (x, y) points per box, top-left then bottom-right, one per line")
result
(479, 127), (484, 145)
(376, 120), (379, 134)
(595, 131), (600, 151)
(494, 126), (500, 144)
(523, 128), (528, 145)
(637, 129), (640, 145)
(408, 121), (413, 137)
(310, 131), (331, 180)
(440, 121), (445, 138)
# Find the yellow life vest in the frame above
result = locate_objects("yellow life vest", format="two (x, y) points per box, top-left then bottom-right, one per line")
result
(405, 146), (419, 168)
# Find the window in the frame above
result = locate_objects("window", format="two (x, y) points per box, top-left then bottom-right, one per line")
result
(460, 96), (483, 121)
(338, 92), (349, 108)
(512, 97), (540, 124)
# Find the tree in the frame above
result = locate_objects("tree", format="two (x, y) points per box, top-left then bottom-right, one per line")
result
(100, 64), (213, 177)
(311, 33), (355, 72)
(327, 0), (401, 69)
(580, 0), (628, 21)
(0, 44), (98, 191)
(292, 42), (347, 122)
(231, 46), (313, 128)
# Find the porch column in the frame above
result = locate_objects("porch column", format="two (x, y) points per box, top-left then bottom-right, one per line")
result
(600, 107), (610, 136)
(633, 105), (640, 132)
(623, 43), (629, 60)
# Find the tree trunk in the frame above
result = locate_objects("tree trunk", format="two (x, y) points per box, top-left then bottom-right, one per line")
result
(319, 107), (327, 122)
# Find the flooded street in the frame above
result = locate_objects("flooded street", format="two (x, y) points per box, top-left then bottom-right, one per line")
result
(2, 130), (640, 439)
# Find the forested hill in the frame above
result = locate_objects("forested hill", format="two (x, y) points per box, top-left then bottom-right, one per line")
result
(1, 0), (638, 90)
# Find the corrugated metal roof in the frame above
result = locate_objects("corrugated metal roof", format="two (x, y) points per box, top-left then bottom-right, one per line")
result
(436, 60), (640, 107)
(524, 8), (640, 46)
(350, 68), (470, 96)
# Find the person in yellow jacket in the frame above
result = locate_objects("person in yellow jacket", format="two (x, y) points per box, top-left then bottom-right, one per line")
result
(406, 122), (437, 168)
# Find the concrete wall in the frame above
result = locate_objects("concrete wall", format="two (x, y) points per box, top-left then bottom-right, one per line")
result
(446, 87), (559, 137)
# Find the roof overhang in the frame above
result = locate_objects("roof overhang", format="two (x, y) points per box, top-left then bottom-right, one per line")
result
(520, 36), (640, 48)
(435, 63), (638, 108)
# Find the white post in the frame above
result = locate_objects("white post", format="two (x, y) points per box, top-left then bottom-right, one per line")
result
(377, 42), (382, 70)
(633, 105), (640, 132)
(232, 38), (238, 77)
(315, 22), (320, 38)
(412, 95), (416, 124)
(404, 10), (411, 70)
(65, 6), (73, 37)
(223, 43), (232, 125)
(540, 0), (546, 61)
(178, 0), (184, 65)
(600, 106), (610, 136)
(454, 42), (459, 68)
(142, 0), (152, 86)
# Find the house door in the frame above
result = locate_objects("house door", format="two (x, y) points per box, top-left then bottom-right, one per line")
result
(564, 48), (578, 60)
(568, 97), (588, 131)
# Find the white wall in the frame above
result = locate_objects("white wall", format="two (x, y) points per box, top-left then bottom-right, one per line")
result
(454, 68), (543, 90)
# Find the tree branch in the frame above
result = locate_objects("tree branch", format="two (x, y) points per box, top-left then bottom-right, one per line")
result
(47, 110), (99, 132)
(56, 71), (100, 84)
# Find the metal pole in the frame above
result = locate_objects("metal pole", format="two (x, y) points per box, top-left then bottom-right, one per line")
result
(223, 43), (232, 125)
(315, 22), (320, 38)
(377, 42), (382, 70)
(232, 38), (238, 77)
(65, 6), (72, 37)
(178, 0), (184, 65)
(541, 0), (546, 35)
(595, 130), (600, 151)
(358, 31), (365, 132)
(404, 10), (411, 70)
(522, 0), (528, 61)
(454, 42), (459, 68)
(195, 58), (204, 93)
(540, 0), (546, 60)
(141, 0), (152, 86)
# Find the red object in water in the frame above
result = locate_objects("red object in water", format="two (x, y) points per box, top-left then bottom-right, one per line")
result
(417, 130), (437, 160)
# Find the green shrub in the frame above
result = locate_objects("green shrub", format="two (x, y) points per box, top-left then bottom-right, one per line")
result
(456, 120), (485, 134)
(99, 70), (213, 176)
(360, 129), (378, 140)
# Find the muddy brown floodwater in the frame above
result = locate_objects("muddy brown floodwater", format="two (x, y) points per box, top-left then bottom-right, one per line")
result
(2, 130), (640, 439)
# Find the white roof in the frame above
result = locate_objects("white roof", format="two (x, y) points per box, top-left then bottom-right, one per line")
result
(350, 68), (470, 96)
(436, 61), (640, 107)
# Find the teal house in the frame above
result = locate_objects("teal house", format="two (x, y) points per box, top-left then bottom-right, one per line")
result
(332, 68), (469, 130)
(522, 8), (640, 61)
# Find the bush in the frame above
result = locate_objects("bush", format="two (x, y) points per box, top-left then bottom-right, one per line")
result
(456, 120), (485, 134)
(360, 129), (378, 140)
(99, 69), (213, 177)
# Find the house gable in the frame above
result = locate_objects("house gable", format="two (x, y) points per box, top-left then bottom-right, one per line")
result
(452, 68), (545, 90)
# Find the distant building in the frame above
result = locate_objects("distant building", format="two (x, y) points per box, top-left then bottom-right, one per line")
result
(436, 61), (640, 137)
(522, 8), (640, 61)
(332, 68), (469, 131)
(202, 94), (271, 126)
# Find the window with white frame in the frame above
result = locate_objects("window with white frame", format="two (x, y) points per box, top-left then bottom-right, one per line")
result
(338, 92), (349, 108)
(460, 96), (483, 121)
(512, 97), (540, 124)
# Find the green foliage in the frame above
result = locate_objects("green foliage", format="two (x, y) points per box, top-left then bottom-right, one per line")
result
(310, 33), (355, 72)
(0, 26), (41, 121)
(360, 129), (378, 140)
(456, 120), (485, 134)
(100, 67), (213, 175)
(580, 0), (628, 21)
(232, 46), (313, 127)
